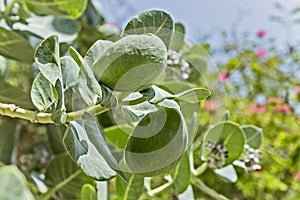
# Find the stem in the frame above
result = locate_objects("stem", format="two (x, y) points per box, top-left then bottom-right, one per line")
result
(194, 162), (208, 176)
(0, 102), (108, 124)
(148, 182), (173, 196)
(193, 179), (230, 200)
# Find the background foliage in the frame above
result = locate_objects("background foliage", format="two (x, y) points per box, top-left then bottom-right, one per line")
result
(0, 0), (299, 200)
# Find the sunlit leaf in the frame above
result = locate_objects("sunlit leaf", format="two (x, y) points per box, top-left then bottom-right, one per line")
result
(124, 10), (174, 48)
(23, 0), (88, 19)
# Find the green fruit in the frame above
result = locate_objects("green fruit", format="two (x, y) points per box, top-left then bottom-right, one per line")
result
(93, 34), (167, 92)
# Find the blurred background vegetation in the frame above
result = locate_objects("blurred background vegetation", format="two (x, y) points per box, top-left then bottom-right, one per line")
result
(0, 0), (299, 199)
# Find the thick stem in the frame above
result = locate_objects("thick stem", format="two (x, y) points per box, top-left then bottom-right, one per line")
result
(194, 162), (208, 176)
(0, 102), (108, 124)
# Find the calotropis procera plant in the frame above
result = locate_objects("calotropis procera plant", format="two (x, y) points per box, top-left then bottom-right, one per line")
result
(0, 1), (264, 200)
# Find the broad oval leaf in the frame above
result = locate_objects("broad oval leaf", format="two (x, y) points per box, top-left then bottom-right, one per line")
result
(31, 73), (56, 111)
(35, 34), (59, 66)
(202, 122), (246, 164)
(35, 35), (61, 85)
(63, 113), (121, 180)
(123, 10), (174, 48)
(84, 40), (113, 68)
(0, 27), (34, 63)
(23, 0), (88, 19)
(241, 125), (263, 149)
(93, 34), (167, 92)
(0, 165), (34, 200)
(124, 103), (188, 176)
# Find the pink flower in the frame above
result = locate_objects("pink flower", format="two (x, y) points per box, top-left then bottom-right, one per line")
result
(294, 86), (300, 94)
(218, 72), (230, 83)
(296, 172), (300, 181)
(274, 104), (291, 115)
(256, 29), (266, 38)
(203, 101), (222, 112)
(255, 49), (267, 57)
(267, 97), (283, 103)
(247, 103), (266, 114)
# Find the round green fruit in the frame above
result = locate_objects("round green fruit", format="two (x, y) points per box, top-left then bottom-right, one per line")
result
(93, 34), (168, 92)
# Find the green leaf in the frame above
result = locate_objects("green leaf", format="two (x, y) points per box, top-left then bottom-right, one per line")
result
(202, 122), (246, 164)
(23, 0), (88, 19)
(173, 153), (190, 194)
(124, 103), (188, 176)
(60, 56), (80, 90)
(123, 10), (174, 48)
(120, 101), (157, 127)
(241, 125), (263, 149)
(43, 153), (93, 200)
(99, 84), (118, 108)
(69, 46), (102, 103)
(51, 80), (67, 124)
(52, 17), (81, 35)
(156, 82), (200, 145)
(116, 174), (144, 200)
(104, 125), (132, 149)
(35, 34), (59, 65)
(0, 165), (34, 200)
(170, 23), (185, 51)
(0, 80), (35, 109)
(35, 35), (61, 85)
(214, 165), (238, 183)
(175, 88), (210, 104)
(46, 124), (66, 154)
(143, 85), (210, 104)
(0, 27), (34, 63)
(63, 113), (118, 180)
(0, 122), (20, 164)
(92, 34), (167, 92)
(31, 73), (56, 111)
(84, 40), (113, 68)
(81, 184), (97, 200)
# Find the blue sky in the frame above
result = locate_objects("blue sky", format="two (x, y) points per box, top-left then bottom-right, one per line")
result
(101, 0), (300, 48)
